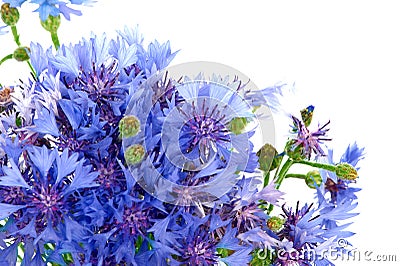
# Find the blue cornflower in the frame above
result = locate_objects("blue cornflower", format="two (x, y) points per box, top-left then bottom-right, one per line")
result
(312, 143), (363, 239)
(274, 200), (358, 266)
(150, 211), (252, 265)
(0, 146), (98, 264)
(214, 178), (282, 250)
(289, 115), (331, 160)
(164, 79), (255, 170)
(123, 74), (262, 206)
(82, 192), (160, 265)
(2, 0), (27, 7)
(136, 40), (178, 76)
(4, 0), (92, 21)
(319, 143), (364, 204)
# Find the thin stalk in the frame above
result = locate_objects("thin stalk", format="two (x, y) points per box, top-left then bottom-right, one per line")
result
(294, 160), (336, 172)
(27, 61), (37, 78)
(268, 158), (294, 214)
(51, 31), (60, 50)
(0, 53), (13, 66)
(285, 173), (307, 179)
(263, 171), (270, 187)
(11, 25), (21, 46)
(275, 159), (294, 190)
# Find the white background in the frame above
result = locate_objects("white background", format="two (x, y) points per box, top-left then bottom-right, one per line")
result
(1, 1), (399, 265)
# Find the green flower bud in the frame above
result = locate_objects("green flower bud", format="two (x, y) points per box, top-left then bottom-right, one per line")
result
(285, 139), (306, 160)
(119, 115), (141, 138)
(1, 3), (19, 26)
(305, 170), (322, 189)
(40, 15), (60, 32)
(300, 105), (314, 127)
(124, 144), (145, 165)
(257, 143), (281, 172)
(229, 117), (247, 135)
(13, 46), (30, 62)
(335, 163), (358, 180)
(267, 216), (285, 232)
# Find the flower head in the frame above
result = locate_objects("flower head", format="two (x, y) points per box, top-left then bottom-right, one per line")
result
(4, 0), (91, 21)
(0, 145), (98, 263)
(288, 114), (331, 160)
(319, 143), (364, 204)
(274, 200), (357, 266)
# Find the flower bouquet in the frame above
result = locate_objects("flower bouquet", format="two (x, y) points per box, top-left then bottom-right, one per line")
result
(0, 1), (364, 265)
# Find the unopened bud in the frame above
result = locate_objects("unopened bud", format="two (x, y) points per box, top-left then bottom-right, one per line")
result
(119, 115), (140, 138)
(305, 170), (322, 189)
(1, 3), (19, 26)
(40, 15), (60, 32)
(335, 163), (358, 180)
(257, 143), (281, 172)
(13, 46), (30, 62)
(267, 216), (285, 232)
(124, 144), (145, 165)
(285, 139), (306, 161)
(300, 105), (314, 127)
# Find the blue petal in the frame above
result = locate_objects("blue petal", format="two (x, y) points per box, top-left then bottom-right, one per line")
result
(0, 203), (26, 220)
(50, 45), (80, 76)
(55, 149), (79, 186)
(4, 0), (27, 8)
(109, 38), (138, 70)
(64, 160), (98, 194)
(1, 159), (30, 189)
(216, 226), (242, 251)
(86, 33), (110, 68)
(32, 108), (60, 136)
(27, 145), (57, 178)
(29, 42), (50, 75)
(58, 3), (82, 21)
(16, 219), (37, 238)
(1, 136), (23, 164)
(0, 242), (18, 265)
(33, 223), (60, 245)
(220, 247), (253, 265)
(58, 99), (82, 130)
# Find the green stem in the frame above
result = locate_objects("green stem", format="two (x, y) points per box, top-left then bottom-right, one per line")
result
(0, 54), (13, 66)
(51, 31), (60, 50)
(11, 25), (21, 46)
(285, 173), (307, 179)
(9, 25), (37, 78)
(294, 160), (336, 172)
(27, 61), (37, 78)
(275, 159), (294, 190)
(268, 158), (294, 214)
(263, 171), (270, 187)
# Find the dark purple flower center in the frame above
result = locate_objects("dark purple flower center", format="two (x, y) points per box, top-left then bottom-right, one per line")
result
(30, 185), (65, 222)
(234, 203), (263, 232)
(179, 100), (230, 164)
(117, 204), (150, 237)
(325, 178), (348, 202)
(182, 233), (218, 264)
(0, 186), (24, 205)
